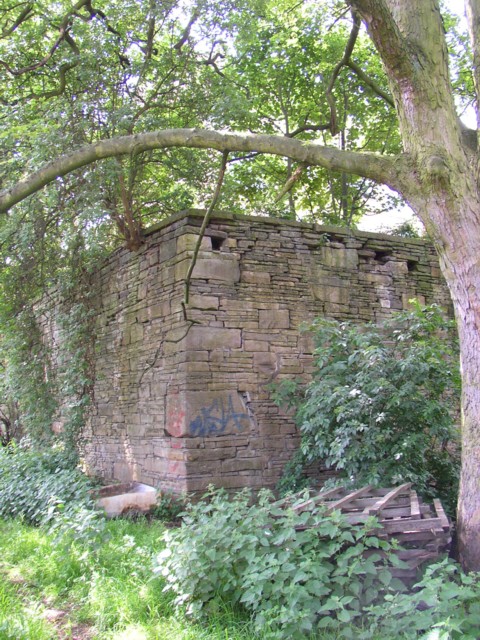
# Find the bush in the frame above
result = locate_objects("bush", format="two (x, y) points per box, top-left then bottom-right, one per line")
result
(272, 304), (460, 514)
(0, 444), (102, 535)
(155, 487), (402, 639)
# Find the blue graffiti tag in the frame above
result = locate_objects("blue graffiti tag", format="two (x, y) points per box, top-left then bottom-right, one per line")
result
(189, 395), (250, 436)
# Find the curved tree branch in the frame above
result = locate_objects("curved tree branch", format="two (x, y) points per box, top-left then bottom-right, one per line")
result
(0, 128), (408, 213)
(326, 10), (361, 134)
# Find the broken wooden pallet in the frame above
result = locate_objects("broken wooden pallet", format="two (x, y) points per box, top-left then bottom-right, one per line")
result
(275, 483), (451, 583)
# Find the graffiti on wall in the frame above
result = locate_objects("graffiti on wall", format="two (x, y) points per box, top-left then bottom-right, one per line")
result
(189, 395), (250, 436)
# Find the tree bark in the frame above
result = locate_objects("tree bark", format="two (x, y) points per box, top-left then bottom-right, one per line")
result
(349, 0), (480, 570)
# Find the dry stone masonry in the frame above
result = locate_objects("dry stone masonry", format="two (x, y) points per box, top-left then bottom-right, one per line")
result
(73, 210), (451, 493)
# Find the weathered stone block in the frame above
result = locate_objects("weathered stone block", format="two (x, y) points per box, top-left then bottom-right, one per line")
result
(363, 273), (393, 286)
(385, 260), (409, 275)
(187, 326), (241, 351)
(244, 339), (269, 352)
(175, 255), (240, 283)
(177, 234), (211, 253)
(320, 246), (358, 269)
(241, 271), (271, 284)
(159, 238), (176, 262)
(258, 309), (290, 329)
(313, 284), (349, 304)
(188, 295), (220, 310)
(222, 458), (264, 473)
(253, 352), (278, 374)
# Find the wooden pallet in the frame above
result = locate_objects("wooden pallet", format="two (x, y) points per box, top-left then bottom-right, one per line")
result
(275, 483), (451, 583)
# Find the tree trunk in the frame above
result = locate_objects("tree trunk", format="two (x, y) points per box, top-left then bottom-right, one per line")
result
(349, 0), (480, 570)
(412, 186), (480, 570)
(435, 200), (480, 570)
(457, 313), (480, 570)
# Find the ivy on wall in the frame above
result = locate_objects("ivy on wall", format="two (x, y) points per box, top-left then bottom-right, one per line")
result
(0, 229), (105, 454)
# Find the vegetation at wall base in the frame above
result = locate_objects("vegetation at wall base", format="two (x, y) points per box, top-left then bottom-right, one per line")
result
(0, 444), (104, 543)
(156, 487), (401, 639)
(156, 487), (480, 640)
(0, 517), (263, 640)
(272, 303), (461, 517)
(1, 460), (480, 639)
(0, 233), (102, 454)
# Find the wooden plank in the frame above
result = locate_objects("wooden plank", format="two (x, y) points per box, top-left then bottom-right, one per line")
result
(271, 490), (311, 510)
(409, 490), (421, 519)
(396, 548), (437, 561)
(344, 506), (414, 519)
(324, 486), (373, 514)
(363, 483), (412, 516)
(271, 486), (345, 515)
(291, 486), (346, 513)
(348, 496), (410, 509)
(433, 499), (450, 530)
(376, 506), (417, 519)
(392, 530), (450, 544)
(381, 517), (445, 533)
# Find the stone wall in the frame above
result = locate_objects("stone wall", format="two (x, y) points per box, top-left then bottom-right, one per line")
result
(77, 210), (451, 493)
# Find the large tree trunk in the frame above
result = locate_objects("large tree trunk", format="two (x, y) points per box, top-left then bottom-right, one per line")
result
(350, 0), (480, 570)
(416, 190), (480, 570)
(456, 290), (480, 570)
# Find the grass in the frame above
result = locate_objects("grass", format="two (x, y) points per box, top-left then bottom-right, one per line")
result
(0, 516), (397, 640)
(0, 517), (270, 640)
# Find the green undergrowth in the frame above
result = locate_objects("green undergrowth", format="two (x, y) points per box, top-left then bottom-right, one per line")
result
(0, 516), (366, 640)
(0, 574), (55, 640)
(2, 512), (480, 640)
(0, 518), (259, 640)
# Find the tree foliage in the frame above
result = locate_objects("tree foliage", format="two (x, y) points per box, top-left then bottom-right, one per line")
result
(0, 0), (404, 241)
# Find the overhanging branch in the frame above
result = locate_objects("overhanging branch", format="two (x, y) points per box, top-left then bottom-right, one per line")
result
(0, 128), (407, 212)
(346, 60), (394, 107)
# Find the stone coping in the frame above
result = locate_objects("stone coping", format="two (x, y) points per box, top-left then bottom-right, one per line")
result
(143, 208), (429, 247)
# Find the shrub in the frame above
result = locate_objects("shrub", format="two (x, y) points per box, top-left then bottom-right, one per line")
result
(155, 487), (402, 639)
(0, 444), (102, 537)
(272, 304), (460, 514)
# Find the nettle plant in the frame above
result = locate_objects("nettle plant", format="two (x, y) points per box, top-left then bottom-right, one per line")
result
(272, 304), (461, 514)
(155, 487), (403, 640)
(0, 444), (103, 538)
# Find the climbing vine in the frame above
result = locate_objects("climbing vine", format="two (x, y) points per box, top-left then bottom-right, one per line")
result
(0, 218), (105, 453)
(1, 307), (57, 445)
